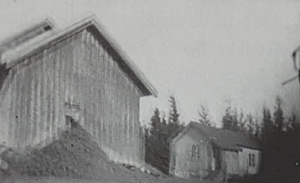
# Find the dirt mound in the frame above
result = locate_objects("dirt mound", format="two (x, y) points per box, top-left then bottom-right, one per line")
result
(1, 125), (114, 179)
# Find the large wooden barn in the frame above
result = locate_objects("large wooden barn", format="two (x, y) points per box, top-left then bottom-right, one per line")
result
(168, 122), (261, 180)
(0, 15), (157, 167)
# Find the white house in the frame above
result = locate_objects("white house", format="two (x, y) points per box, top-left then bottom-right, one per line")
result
(168, 122), (261, 180)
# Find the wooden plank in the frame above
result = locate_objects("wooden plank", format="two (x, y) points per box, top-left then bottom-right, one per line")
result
(98, 41), (104, 149)
(20, 66), (28, 149)
(29, 57), (36, 145)
(90, 34), (99, 143)
(82, 32), (89, 132)
(57, 44), (64, 131)
(45, 52), (50, 143)
(93, 38), (100, 146)
(48, 50), (54, 143)
(109, 56), (115, 154)
(41, 50), (48, 146)
(15, 66), (22, 149)
(103, 45), (108, 149)
(24, 60), (32, 146)
(32, 59), (38, 143)
(125, 82), (130, 163)
(65, 38), (71, 106)
(73, 32), (81, 111)
(87, 32), (94, 140)
(62, 40), (69, 131)
(129, 85), (134, 164)
(9, 70), (17, 147)
(14, 69), (19, 149)
(115, 67), (121, 159)
(68, 37), (75, 106)
(81, 30), (88, 129)
(35, 57), (42, 145)
(18, 66), (25, 149)
(114, 60), (122, 161)
(53, 46), (59, 139)
(133, 87), (141, 164)
(106, 52), (113, 154)
(120, 78), (125, 160)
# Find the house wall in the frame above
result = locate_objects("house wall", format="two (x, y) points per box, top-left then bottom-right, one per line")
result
(0, 28), (144, 166)
(169, 128), (213, 179)
(222, 148), (260, 177)
(238, 147), (261, 175)
(224, 150), (240, 175)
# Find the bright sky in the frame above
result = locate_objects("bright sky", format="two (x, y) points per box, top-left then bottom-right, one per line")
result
(1, 0), (300, 125)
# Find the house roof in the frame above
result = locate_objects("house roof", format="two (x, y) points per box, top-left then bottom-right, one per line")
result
(0, 14), (157, 97)
(170, 122), (261, 151)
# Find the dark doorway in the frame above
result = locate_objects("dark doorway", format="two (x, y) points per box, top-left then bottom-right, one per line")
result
(66, 116), (79, 129)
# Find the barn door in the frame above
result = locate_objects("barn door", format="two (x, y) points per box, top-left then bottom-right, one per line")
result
(66, 115), (79, 129)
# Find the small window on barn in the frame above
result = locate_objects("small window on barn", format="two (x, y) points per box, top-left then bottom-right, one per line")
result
(43, 25), (52, 31)
(248, 154), (252, 167)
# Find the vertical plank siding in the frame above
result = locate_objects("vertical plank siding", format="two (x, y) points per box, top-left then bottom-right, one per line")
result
(9, 71), (17, 146)
(15, 66), (22, 149)
(0, 28), (144, 166)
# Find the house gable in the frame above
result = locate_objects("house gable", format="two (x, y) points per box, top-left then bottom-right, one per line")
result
(170, 126), (214, 178)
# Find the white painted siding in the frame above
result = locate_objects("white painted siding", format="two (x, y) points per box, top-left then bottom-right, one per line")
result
(225, 151), (240, 174)
(239, 147), (260, 175)
(173, 134), (193, 179)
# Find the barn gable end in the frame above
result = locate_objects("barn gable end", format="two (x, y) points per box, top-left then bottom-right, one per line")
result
(0, 15), (156, 167)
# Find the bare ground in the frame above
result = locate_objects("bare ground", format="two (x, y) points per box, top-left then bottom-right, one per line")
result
(0, 125), (220, 183)
(0, 174), (219, 183)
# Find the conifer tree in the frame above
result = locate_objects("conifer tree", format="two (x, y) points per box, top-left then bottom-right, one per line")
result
(168, 95), (182, 133)
(273, 96), (284, 133)
(198, 104), (211, 126)
(222, 106), (240, 131)
(150, 108), (161, 136)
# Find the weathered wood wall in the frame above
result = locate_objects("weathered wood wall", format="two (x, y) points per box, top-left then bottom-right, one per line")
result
(0, 28), (144, 166)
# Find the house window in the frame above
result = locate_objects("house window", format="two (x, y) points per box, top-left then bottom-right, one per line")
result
(191, 145), (200, 159)
(248, 153), (255, 167)
(252, 154), (255, 167)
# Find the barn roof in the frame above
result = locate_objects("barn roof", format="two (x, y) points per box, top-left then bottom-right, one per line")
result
(0, 14), (157, 97)
(170, 121), (261, 151)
